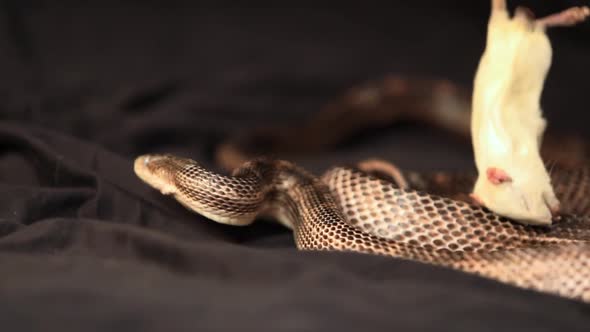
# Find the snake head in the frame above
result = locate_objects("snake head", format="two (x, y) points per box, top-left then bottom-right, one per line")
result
(134, 154), (185, 195)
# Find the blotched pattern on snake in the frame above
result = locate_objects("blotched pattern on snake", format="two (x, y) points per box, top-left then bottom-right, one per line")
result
(134, 155), (590, 303)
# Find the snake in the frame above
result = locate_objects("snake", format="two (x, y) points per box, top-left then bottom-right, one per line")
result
(134, 73), (590, 304)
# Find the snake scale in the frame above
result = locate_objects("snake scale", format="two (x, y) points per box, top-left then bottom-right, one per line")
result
(134, 3), (590, 303)
(134, 152), (590, 304)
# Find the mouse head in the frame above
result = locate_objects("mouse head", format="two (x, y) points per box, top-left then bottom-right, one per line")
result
(471, 162), (560, 225)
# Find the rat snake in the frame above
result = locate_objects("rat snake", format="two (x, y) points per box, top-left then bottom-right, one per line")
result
(134, 76), (590, 303)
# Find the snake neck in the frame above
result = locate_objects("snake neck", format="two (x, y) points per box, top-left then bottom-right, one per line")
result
(237, 159), (346, 231)
(135, 154), (346, 232)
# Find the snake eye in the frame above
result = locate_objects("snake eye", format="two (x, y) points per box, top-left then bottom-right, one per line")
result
(486, 167), (512, 185)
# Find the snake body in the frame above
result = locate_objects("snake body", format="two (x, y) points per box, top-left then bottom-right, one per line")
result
(134, 0), (590, 305)
(134, 0), (590, 302)
(135, 154), (590, 303)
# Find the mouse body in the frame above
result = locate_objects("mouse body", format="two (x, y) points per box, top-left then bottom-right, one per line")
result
(471, 1), (562, 225)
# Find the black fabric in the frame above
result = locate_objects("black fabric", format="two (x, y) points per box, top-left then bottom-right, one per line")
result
(1, 1), (590, 331)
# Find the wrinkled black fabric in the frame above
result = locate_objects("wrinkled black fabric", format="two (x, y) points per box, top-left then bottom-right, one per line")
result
(1, 1), (590, 331)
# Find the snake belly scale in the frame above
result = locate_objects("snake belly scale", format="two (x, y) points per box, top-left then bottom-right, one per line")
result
(134, 154), (590, 303)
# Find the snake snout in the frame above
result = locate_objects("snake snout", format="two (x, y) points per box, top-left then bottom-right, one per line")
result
(134, 154), (179, 195)
(134, 155), (151, 175)
(134, 154), (163, 176)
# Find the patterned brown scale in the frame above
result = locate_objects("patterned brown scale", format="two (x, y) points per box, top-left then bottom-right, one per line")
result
(134, 154), (590, 304)
(322, 167), (590, 253)
(550, 166), (590, 216)
(403, 166), (590, 217)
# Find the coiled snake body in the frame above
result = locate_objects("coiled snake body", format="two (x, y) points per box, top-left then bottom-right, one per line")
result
(134, 2), (590, 305)
(135, 151), (590, 303)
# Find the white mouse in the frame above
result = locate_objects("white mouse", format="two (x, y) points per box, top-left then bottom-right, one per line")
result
(470, 0), (589, 225)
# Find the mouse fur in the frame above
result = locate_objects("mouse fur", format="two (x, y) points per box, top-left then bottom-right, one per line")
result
(470, 1), (573, 225)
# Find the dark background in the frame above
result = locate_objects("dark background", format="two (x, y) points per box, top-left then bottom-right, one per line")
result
(1, 1), (589, 331)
